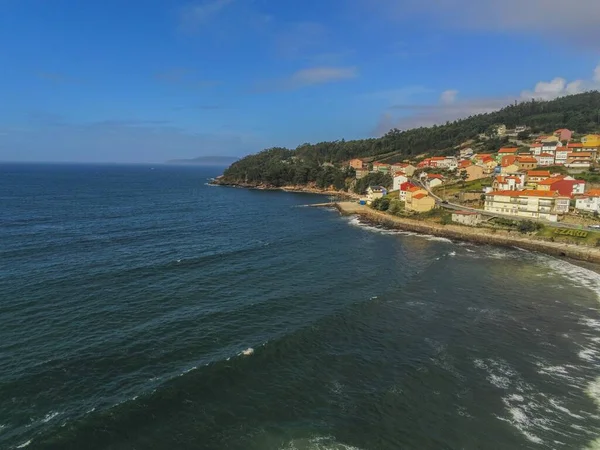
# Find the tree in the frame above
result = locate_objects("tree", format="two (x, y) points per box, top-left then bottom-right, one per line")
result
(459, 169), (468, 186)
(220, 92), (600, 187)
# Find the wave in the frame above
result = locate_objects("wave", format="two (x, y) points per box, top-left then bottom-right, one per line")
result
(539, 257), (600, 301)
(345, 216), (453, 243)
(280, 435), (364, 450)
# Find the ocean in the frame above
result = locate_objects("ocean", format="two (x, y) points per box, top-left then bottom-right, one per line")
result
(3, 163), (600, 449)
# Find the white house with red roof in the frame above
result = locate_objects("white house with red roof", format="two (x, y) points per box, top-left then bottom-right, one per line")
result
(426, 173), (444, 188)
(393, 173), (409, 191)
(399, 181), (417, 201)
(554, 146), (569, 165)
(493, 175), (524, 191)
(536, 153), (555, 166)
(576, 189), (600, 213)
(530, 143), (543, 155)
(484, 190), (570, 222)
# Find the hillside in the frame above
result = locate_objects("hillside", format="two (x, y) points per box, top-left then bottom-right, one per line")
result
(220, 92), (600, 188)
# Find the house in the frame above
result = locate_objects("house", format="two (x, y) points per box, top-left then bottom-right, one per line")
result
(500, 163), (520, 175)
(399, 181), (417, 201)
(493, 175), (524, 191)
(399, 164), (416, 177)
(429, 156), (458, 170)
(480, 156), (498, 174)
(554, 146), (569, 165)
(392, 173), (409, 191)
(537, 177), (585, 197)
(515, 156), (538, 171)
(459, 159), (472, 170)
(355, 168), (369, 179)
(565, 152), (593, 169)
(452, 211), (483, 226)
(541, 135), (560, 143)
(530, 143), (543, 155)
(372, 162), (391, 174)
(536, 152), (555, 166)
(349, 158), (367, 170)
(426, 173), (444, 188)
(366, 186), (387, 204)
(464, 164), (486, 181)
(575, 189), (600, 213)
(582, 134), (600, 148)
(554, 129), (573, 142)
(459, 148), (474, 158)
(497, 147), (519, 162)
(568, 142), (584, 152)
(526, 170), (551, 188)
(472, 153), (493, 163)
(541, 142), (559, 154)
(405, 187), (436, 212)
(515, 125), (527, 133)
(495, 124), (507, 136)
(484, 190), (570, 222)
(390, 163), (406, 175)
(501, 155), (518, 167)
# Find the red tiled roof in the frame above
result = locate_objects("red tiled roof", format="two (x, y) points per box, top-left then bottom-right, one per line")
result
(407, 186), (423, 193)
(539, 152), (554, 157)
(498, 147), (518, 153)
(427, 173), (444, 179)
(516, 156), (537, 163)
(412, 193), (427, 200)
(399, 181), (416, 191)
(586, 189), (600, 197)
(488, 189), (566, 198)
(527, 170), (551, 177)
(530, 143), (542, 148)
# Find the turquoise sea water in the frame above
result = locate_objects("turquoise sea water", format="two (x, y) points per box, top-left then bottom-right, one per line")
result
(3, 163), (600, 449)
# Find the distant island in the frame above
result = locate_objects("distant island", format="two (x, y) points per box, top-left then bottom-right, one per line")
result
(166, 156), (239, 166)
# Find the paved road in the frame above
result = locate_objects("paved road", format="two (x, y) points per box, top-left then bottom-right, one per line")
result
(411, 177), (588, 231)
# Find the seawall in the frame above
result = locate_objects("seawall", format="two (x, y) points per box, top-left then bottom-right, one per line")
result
(335, 202), (600, 264)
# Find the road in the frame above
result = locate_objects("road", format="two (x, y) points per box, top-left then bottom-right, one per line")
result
(411, 177), (587, 231)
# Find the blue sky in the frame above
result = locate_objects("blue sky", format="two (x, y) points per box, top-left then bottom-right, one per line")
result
(1, 0), (600, 163)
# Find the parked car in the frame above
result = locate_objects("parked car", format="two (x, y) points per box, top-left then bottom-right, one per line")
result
(588, 224), (600, 230)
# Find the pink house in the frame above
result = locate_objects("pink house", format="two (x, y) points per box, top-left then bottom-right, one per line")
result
(554, 129), (573, 142)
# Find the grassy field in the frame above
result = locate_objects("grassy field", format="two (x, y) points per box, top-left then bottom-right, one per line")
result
(433, 177), (492, 199)
(536, 225), (600, 246)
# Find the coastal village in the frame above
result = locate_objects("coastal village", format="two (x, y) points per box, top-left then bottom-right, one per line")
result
(350, 128), (600, 221)
(339, 127), (600, 254)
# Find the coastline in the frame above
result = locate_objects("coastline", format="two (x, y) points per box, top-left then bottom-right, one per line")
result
(335, 202), (600, 264)
(211, 180), (360, 199)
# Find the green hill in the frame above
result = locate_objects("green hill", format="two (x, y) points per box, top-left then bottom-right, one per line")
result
(220, 91), (600, 189)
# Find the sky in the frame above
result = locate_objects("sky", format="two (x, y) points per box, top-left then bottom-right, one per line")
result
(1, 0), (600, 163)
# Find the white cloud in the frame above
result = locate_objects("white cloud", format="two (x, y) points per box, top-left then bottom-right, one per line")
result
(179, 0), (235, 31)
(440, 89), (458, 105)
(520, 64), (600, 100)
(289, 66), (358, 87)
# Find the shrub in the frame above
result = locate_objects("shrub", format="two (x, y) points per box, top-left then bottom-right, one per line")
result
(440, 214), (452, 225)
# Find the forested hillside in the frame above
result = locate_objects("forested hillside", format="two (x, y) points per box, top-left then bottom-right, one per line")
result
(220, 92), (600, 188)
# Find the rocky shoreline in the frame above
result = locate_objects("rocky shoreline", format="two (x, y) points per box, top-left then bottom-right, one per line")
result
(210, 180), (359, 199)
(335, 202), (600, 264)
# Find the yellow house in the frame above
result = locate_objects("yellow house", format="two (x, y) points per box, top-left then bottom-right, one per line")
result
(405, 186), (436, 212)
(582, 134), (600, 148)
(464, 164), (486, 181)
(500, 163), (519, 174)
